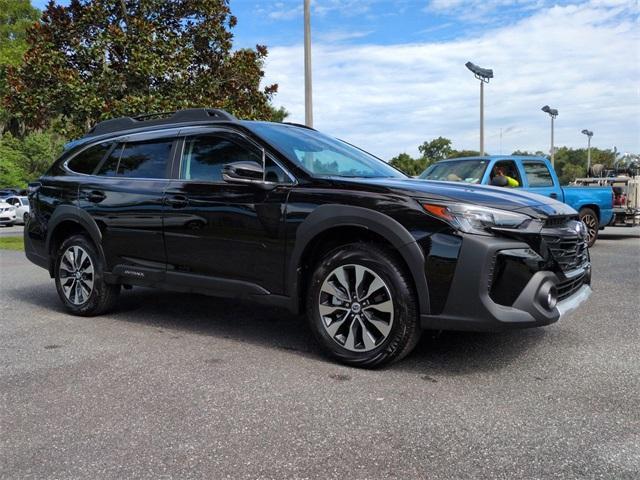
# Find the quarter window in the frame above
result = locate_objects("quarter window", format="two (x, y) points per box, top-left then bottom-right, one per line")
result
(181, 134), (262, 182)
(523, 162), (554, 187)
(96, 139), (173, 178)
(67, 142), (112, 175)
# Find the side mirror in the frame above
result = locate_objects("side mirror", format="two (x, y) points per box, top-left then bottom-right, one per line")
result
(222, 161), (264, 184)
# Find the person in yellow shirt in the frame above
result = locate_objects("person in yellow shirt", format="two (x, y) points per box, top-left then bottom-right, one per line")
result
(491, 166), (520, 188)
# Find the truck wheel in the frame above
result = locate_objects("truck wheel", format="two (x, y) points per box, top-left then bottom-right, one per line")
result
(54, 234), (120, 316)
(579, 208), (599, 247)
(306, 243), (421, 368)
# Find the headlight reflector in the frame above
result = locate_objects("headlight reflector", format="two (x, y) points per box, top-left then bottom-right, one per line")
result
(422, 202), (531, 235)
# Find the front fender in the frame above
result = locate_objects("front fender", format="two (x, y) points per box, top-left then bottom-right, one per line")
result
(287, 204), (430, 316)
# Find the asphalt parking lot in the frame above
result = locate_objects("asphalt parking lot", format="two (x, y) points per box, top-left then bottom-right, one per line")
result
(1, 227), (639, 479)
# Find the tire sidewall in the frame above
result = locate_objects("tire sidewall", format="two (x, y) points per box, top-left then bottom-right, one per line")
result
(54, 235), (108, 316)
(579, 208), (599, 247)
(306, 244), (417, 367)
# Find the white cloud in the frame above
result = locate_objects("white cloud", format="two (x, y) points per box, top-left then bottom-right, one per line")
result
(264, 1), (640, 159)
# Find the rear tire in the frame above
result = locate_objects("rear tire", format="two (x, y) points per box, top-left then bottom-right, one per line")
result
(54, 234), (120, 316)
(579, 208), (599, 247)
(306, 243), (421, 368)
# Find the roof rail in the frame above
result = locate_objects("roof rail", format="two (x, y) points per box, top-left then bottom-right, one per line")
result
(85, 108), (238, 137)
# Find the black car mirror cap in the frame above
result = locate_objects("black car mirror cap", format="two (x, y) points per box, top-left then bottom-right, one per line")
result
(222, 161), (276, 190)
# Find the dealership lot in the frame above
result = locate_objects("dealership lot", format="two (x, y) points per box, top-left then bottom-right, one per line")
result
(1, 228), (638, 479)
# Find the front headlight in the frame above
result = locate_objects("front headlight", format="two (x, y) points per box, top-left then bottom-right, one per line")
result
(421, 201), (531, 236)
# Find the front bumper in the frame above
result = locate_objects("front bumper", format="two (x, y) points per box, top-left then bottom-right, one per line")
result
(0, 214), (16, 224)
(420, 233), (591, 332)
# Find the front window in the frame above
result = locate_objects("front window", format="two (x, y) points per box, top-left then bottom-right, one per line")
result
(245, 122), (404, 179)
(419, 159), (489, 184)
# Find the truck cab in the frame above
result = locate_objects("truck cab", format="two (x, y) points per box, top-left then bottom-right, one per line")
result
(419, 156), (614, 246)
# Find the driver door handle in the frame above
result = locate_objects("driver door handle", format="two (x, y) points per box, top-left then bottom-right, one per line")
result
(87, 190), (106, 203)
(165, 194), (188, 208)
(549, 193), (558, 199)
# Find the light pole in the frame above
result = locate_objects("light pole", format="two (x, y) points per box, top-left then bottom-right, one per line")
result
(541, 105), (558, 166)
(465, 62), (493, 156)
(304, 0), (313, 127)
(581, 129), (593, 175)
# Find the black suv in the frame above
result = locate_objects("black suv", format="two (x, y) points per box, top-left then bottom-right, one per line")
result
(25, 109), (592, 367)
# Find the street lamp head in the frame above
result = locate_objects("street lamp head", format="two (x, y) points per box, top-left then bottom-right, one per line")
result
(465, 61), (493, 82)
(581, 129), (593, 137)
(541, 105), (558, 118)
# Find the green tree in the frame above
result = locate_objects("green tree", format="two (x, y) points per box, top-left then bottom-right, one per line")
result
(0, 0), (40, 126)
(0, 131), (64, 187)
(418, 137), (453, 165)
(449, 149), (480, 158)
(389, 152), (427, 176)
(5, 0), (282, 138)
(0, 0), (39, 67)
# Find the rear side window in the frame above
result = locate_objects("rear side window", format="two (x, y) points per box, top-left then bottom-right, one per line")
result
(117, 140), (173, 178)
(523, 162), (553, 187)
(96, 139), (173, 178)
(181, 134), (261, 182)
(67, 142), (112, 175)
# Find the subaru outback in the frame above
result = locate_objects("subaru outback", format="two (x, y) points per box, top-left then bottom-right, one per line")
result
(24, 109), (592, 367)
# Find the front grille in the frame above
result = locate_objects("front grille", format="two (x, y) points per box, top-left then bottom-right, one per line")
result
(544, 215), (574, 228)
(557, 271), (586, 301)
(543, 234), (588, 271)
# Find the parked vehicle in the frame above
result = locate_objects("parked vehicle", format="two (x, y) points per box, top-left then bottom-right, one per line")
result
(25, 109), (592, 367)
(571, 176), (640, 227)
(0, 200), (17, 226)
(1, 196), (30, 225)
(419, 156), (613, 246)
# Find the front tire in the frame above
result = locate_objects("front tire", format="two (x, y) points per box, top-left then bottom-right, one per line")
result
(306, 243), (421, 368)
(54, 234), (120, 316)
(579, 208), (599, 247)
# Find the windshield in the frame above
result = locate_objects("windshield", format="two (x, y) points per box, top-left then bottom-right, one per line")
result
(419, 159), (488, 184)
(245, 122), (405, 179)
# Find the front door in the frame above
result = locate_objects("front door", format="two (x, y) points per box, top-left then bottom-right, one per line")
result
(163, 130), (292, 294)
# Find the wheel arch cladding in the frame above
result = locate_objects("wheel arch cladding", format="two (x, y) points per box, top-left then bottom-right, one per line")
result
(288, 204), (430, 316)
(46, 206), (105, 276)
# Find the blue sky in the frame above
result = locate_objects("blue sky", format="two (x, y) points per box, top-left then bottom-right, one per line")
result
(31, 1), (640, 159)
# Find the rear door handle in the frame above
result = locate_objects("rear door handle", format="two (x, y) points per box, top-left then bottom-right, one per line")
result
(87, 190), (106, 203)
(549, 193), (558, 199)
(165, 194), (188, 208)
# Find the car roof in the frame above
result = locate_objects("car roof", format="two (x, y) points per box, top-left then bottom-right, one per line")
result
(437, 155), (548, 163)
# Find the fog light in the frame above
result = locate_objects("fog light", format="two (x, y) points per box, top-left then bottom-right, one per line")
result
(538, 283), (558, 311)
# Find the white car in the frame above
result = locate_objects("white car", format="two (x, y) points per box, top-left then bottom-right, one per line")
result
(1, 196), (29, 225)
(0, 200), (17, 226)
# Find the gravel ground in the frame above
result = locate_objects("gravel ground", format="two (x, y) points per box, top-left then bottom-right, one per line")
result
(1, 227), (638, 479)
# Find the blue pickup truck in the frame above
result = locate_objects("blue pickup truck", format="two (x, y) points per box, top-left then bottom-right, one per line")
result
(419, 155), (613, 246)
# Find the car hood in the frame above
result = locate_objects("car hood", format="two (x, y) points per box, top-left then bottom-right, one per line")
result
(0, 202), (13, 208)
(343, 178), (577, 218)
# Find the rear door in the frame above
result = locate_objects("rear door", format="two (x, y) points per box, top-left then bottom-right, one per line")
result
(77, 132), (177, 272)
(521, 160), (563, 200)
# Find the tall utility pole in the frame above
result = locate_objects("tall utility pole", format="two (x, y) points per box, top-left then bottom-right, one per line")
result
(581, 129), (594, 175)
(541, 105), (559, 166)
(304, 0), (313, 127)
(465, 62), (493, 156)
